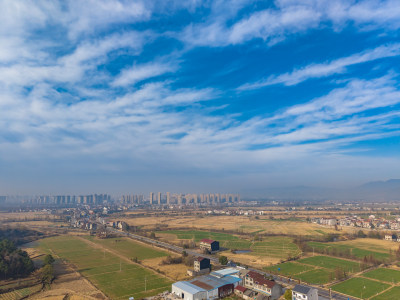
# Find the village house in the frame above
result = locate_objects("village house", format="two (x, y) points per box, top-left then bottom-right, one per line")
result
(292, 284), (318, 300)
(242, 271), (282, 300)
(199, 239), (220, 252)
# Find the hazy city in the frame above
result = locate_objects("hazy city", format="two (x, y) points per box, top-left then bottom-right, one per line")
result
(1, 1), (400, 300)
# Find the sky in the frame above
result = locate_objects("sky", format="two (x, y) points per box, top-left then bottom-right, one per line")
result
(1, 0), (400, 196)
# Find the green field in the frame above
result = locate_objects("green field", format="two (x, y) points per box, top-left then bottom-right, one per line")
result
(332, 277), (390, 299)
(306, 241), (390, 261)
(362, 268), (400, 284)
(265, 262), (313, 276)
(82, 236), (168, 260)
(160, 230), (300, 258)
(34, 236), (172, 300)
(296, 269), (333, 285)
(265, 255), (365, 285)
(371, 286), (400, 300)
(298, 256), (362, 273)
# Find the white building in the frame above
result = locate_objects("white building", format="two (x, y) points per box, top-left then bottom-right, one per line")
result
(292, 285), (318, 300)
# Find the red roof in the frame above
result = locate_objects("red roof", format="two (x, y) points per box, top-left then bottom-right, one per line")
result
(235, 285), (247, 293)
(200, 238), (216, 244)
(196, 256), (209, 262)
(247, 271), (276, 288)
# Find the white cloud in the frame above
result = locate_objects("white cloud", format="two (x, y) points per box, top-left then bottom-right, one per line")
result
(181, 0), (400, 47)
(239, 43), (400, 90)
(112, 61), (176, 87)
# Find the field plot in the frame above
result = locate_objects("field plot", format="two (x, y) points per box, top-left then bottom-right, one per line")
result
(266, 255), (365, 284)
(332, 277), (390, 299)
(123, 215), (337, 236)
(265, 262), (313, 276)
(306, 240), (391, 261)
(298, 256), (362, 273)
(82, 236), (168, 260)
(296, 269), (333, 285)
(35, 236), (172, 300)
(0, 284), (42, 300)
(362, 268), (400, 284)
(371, 286), (400, 300)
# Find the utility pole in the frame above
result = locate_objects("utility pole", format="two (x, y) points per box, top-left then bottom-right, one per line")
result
(120, 260), (122, 272)
(145, 276), (147, 291)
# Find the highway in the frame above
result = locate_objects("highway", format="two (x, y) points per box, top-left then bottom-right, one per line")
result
(108, 227), (357, 300)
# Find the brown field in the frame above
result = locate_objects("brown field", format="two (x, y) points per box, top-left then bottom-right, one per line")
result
(0, 211), (50, 221)
(141, 257), (189, 281)
(337, 238), (400, 252)
(119, 214), (339, 236)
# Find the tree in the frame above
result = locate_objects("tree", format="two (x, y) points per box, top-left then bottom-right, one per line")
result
(39, 264), (54, 286)
(43, 254), (55, 265)
(219, 256), (228, 265)
(150, 232), (156, 239)
(284, 289), (292, 300)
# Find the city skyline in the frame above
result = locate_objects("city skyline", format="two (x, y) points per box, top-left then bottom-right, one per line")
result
(1, 1), (400, 195)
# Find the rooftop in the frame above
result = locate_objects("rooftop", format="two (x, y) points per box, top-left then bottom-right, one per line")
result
(293, 284), (312, 294)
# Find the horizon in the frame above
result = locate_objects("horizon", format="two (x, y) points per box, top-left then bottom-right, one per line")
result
(1, 1), (400, 195)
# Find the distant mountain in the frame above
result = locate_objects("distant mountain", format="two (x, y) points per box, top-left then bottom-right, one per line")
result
(244, 179), (400, 202)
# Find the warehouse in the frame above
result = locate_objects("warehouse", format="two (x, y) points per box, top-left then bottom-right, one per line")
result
(172, 269), (241, 300)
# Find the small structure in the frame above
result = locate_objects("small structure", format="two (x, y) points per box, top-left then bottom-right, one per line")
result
(292, 284), (318, 300)
(234, 285), (248, 297)
(200, 239), (220, 252)
(195, 257), (211, 272)
(188, 257), (211, 276)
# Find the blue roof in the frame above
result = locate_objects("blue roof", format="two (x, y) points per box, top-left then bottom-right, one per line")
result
(210, 268), (239, 277)
(173, 281), (205, 294)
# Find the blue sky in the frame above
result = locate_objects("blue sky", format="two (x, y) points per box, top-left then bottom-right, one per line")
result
(1, 0), (400, 195)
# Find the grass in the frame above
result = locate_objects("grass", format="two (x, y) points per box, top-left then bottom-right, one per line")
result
(362, 268), (400, 284)
(265, 262), (313, 276)
(82, 236), (168, 260)
(332, 277), (390, 299)
(298, 255), (362, 273)
(296, 269), (333, 285)
(371, 286), (400, 300)
(35, 236), (172, 300)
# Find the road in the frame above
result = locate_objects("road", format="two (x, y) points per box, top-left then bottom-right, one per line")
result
(108, 227), (357, 300)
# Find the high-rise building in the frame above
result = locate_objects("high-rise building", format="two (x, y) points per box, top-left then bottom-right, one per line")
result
(166, 192), (170, 204)
(158, 192), (162, 205)
(150, 192), (154, 204)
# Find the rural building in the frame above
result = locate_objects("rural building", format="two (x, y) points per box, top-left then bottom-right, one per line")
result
(292, 284), (318, 300)
(194, 257), (211, 272)
(188, 257), (211, 276)
(234, 285), (247, 297)
(172, 268), (241, 300)
(200, 239), (220, 252)
(242, 271), (282, 300)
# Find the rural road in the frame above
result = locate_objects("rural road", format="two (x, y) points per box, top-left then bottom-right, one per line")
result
(107, 227), (357, 300)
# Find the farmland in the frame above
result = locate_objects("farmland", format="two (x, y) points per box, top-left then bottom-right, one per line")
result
(265, 255), (364, 285)
(306, 239), (392, 261)
(331, 277), (390, 299)
(371, 286), (400, 300)
(362, 268), (400, 284)
(121, 214), (338, 236)
(81, 236), (168, 260)
(33, 235), (172, 300)
(158, 230), (301, 266)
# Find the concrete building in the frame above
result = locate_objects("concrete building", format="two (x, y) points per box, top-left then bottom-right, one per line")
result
(200, 239), (220, 252)
(194, 257), (211, 272)
(158, 192), (162, 205)
(167, 192), (170, 204)
(292, 285), (318, 300)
